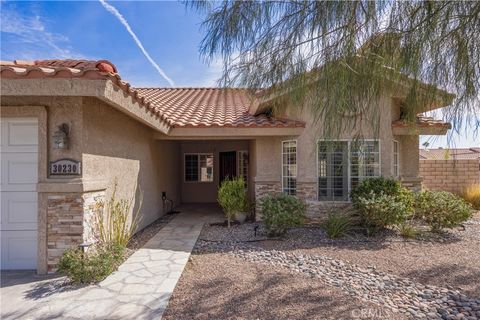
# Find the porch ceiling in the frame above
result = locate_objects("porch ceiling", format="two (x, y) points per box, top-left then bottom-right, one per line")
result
(154, 126), (304, 140)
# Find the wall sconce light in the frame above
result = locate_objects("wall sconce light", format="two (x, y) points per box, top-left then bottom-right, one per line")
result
(53, 123), (70, 149)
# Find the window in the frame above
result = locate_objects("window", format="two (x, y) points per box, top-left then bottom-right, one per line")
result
(393, 140), (399, 177)
(282, 140), (297, 195)
(237, 150), (249, 186)
(350, 140), (380, 190)
(317, 140), (380, 201)
(318, 141), (349, 201)
(184, 154), (213, 182)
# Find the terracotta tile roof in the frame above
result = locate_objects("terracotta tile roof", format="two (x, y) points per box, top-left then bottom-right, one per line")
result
(134, 88), (305, 128)
(1, 59), (304, 129)
(420, 148), (480, 160)
(0, 59), (169, 123)
(392, 115), (451, 129)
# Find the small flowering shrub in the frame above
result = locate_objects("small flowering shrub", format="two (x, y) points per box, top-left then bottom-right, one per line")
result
(415, 190), (472, 232)
(57, 244), (125, 284)
(218, 177), (247, 227)
(260, 193), (306, 237)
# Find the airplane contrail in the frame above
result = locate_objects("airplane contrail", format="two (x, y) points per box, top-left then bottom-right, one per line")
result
(99, 0), (175, 86)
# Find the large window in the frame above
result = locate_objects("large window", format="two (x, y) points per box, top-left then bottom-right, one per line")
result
(184, 153), (213, 182)
(317, 140), (380, 201)
(393, 140), (399, 177)
(318, 141), (349, 201)
(282, 140), (297, 195)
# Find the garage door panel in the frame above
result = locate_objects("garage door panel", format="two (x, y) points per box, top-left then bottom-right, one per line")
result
(1, 192), (37, 230)
(1, 117), (38, 270)
(1, 153), (37, 191)
(1, 231), (37, 270)
(0, 119), (38, 153)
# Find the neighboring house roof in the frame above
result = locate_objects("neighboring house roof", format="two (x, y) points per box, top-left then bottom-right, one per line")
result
(134, 88), (303, 128)
(419, 148), (480, 160)
(0, 59), (304, 130)
(392, 115), (451, 130)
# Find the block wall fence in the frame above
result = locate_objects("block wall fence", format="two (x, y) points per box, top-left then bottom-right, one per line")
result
(419, 159), (480, 194)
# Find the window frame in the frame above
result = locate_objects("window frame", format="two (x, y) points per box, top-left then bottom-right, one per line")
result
(316, 139), (381, 202)
(281, 140), (298, 195)
(393, 140), (400, 178)
(184, 153), (214, 183)
(237, 150), (249, 189)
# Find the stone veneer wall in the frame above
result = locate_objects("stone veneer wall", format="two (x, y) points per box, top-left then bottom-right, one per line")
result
(254, 181), (281, 216)
(297, 182), (352, 220)
(46, 191), (105, 272)
(255, 181), (352, 220)
(420, 159), (480, 194)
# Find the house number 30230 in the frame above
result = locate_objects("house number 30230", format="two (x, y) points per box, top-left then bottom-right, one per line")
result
(49, 159), (81, 176)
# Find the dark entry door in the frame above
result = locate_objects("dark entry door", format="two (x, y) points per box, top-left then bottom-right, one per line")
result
(219, 151), (237, 185)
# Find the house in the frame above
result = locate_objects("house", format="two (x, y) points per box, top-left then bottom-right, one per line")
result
(0, 59), (451, 273)
(420, 148), (480, 193)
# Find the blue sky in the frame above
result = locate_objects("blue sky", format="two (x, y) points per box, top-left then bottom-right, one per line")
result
(1, 1), (478, 148)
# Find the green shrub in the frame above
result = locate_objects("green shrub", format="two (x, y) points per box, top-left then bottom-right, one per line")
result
(58, 244), (125, 284)
(260, 193), (306, 236)
(397, 222), (419, 239)
(323, 213), (352, 238)
(351, 177), (414, 233)
(218, 177), (247, 227)
(356, 192), (411, 234)
(415, 190), (473, 232)
(96, 183), (142, 247)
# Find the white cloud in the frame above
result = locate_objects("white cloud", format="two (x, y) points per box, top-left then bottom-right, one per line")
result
(98, 0), (175, 87)
(0, 5), (83, 59)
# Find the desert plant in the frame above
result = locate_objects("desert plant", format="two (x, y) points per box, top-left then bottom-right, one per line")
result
(323, 212), (352, 239)
(260, 193), (306, 237)
(356, 192), (411, 234)
(415, 190), (473, 232)
(397, 222), (419, 239)
(351, 177), (414, 233)
(96, 183), (142, 248)
(461, 184), (480, 210)
(217, 177), (247, 228)
(57, 243), (125, 284)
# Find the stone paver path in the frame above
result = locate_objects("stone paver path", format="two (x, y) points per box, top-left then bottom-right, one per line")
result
(1, 207), (221, 320)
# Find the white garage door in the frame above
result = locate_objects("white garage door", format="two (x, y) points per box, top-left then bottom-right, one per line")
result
(1, 118), (38, 270)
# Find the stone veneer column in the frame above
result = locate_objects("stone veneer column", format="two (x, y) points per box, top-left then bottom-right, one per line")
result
(401, 177), (423, 192)
(254, 181), (281, 218)
(46, 190), (105, 272)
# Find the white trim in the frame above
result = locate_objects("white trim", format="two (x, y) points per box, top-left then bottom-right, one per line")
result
(237, 150), (249, 189)
(281, 140), (297, 195)
(183, 153), (214, 183)
(393, 140), (400, 178)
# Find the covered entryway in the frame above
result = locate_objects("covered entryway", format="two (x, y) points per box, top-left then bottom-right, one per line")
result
(0, 118), (38, 269)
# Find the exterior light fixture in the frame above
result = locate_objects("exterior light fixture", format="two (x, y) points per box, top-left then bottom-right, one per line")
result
(53, 123), (70, 149)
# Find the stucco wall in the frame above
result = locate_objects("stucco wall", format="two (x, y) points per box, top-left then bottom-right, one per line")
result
(81, 97), (180, 230)
(420, 159), (480, 194)
(180, 140), (250, 203)
(251, 94), (420, 217)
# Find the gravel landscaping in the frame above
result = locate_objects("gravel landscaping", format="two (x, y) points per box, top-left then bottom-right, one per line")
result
(165, 211), (480, 320)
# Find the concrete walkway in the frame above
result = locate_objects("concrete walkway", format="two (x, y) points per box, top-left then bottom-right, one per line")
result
(1, 206), (222, 320)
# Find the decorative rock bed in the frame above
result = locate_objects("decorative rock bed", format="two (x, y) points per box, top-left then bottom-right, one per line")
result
(194, 215), (480, 320)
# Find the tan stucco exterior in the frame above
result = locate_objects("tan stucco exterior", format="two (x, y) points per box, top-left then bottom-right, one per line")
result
(0, 76), (441, 273)
(180, 140), (250, 203)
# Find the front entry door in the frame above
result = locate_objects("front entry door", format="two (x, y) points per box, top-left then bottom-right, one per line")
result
(219, 151), (237, 185)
